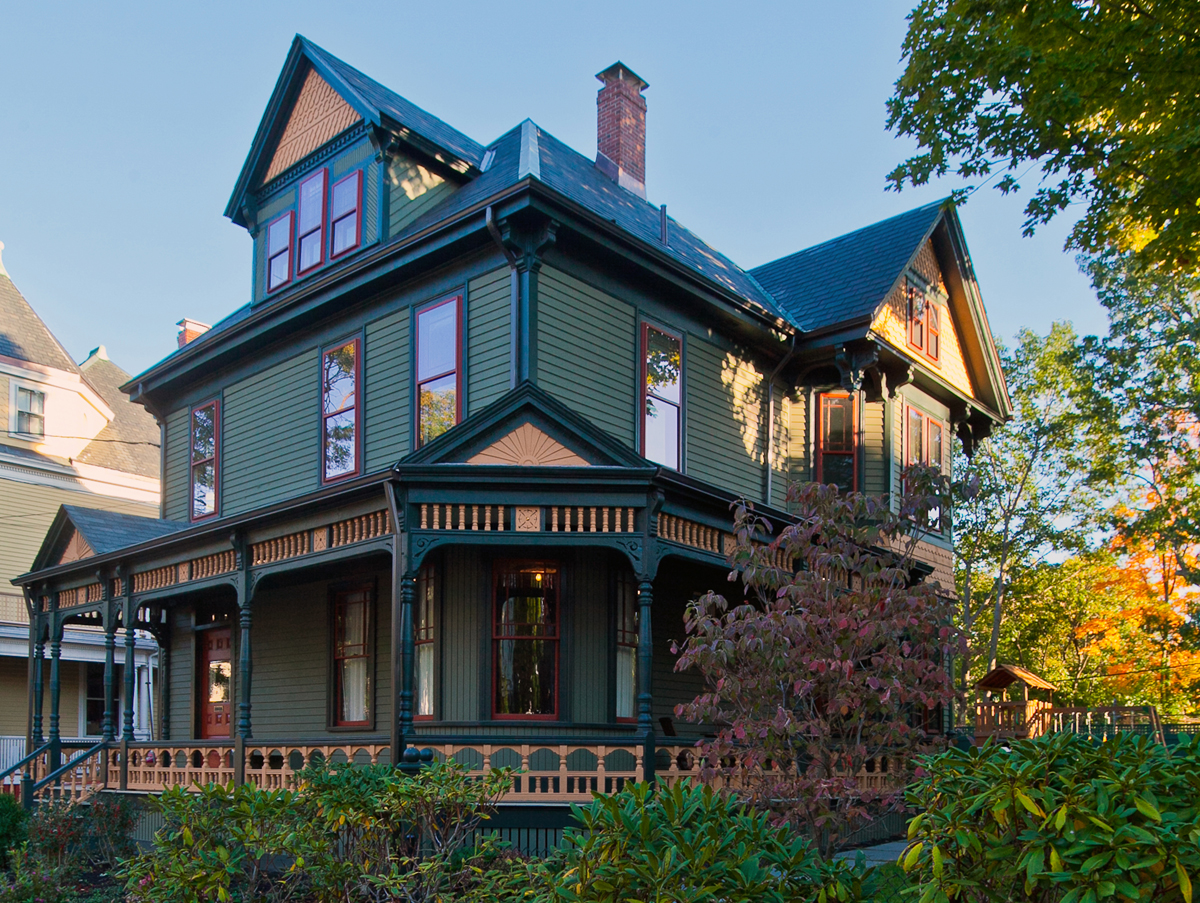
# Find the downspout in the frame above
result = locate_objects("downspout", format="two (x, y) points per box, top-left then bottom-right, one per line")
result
(485, 207), (521, 388)
(765, 334), (798, 504)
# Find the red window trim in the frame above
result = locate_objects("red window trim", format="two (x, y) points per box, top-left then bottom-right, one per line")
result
(265, 211), (294, 294)
(189, 399), (220, 523)
(492, 560), (560, 721)
(415, 294), (463, 448)
(296, 168), (328, 277)
(330, 583), (374, 729)
(906, 277), (942, 366)
(414, 563), (435, 721)
(904, 404), (948, 529)
(319, 335), (362, 485)
(816, 391), (858, 491)
(640, 321), (683, 469)
(329, 170), (363, 260)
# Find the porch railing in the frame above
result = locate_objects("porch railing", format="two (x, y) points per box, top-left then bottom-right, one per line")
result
(975, 699), (1055, 739)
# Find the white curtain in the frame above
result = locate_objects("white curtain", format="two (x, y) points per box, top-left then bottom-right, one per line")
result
(616, 647), (636, 720)
(340, 659), (368, 723)
(417, 645), (434, 716)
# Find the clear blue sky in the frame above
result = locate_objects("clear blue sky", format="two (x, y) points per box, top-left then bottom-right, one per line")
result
(0, 0), (1103, 377)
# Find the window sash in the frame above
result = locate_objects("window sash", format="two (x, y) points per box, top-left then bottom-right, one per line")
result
(415, 565), (435, 718)
(416, 297), (461, 447)
(817, 392), (857, 492)
(615, 572), (638, 721)
(321, 339), (359, 482)
(333, 588), (371, 726)
(330, 171), (361, 259)
(15, 388), (45, 438)
(493, 564), (559, 720)
(267, 212), (292, 292)
(297, 170), (326, 274)
(642, 324), (682, 470)
(190, 401), (219, 520)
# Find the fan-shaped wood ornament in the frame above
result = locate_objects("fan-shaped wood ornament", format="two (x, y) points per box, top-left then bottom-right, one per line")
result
(467, 422), (589, 466)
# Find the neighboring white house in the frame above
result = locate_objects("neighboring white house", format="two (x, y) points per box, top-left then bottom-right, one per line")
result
(0, 240), (160, 771)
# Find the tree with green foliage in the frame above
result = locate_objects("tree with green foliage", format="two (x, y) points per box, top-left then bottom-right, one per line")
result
(887, 1), (1200, 272)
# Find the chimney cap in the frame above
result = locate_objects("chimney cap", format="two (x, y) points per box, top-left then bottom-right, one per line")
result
(596, 62), (648, 91)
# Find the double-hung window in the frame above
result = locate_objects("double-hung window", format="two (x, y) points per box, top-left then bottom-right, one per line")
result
(615, 572), (638, 721)
(816, 392), (857, 492)
(15, 386), (45, 438)
(267, 213), (293, 292)
(297, 170), (326, 275)
(493, 562), (558, 720)
(330, 171), (361, 258)
(332, 585), (372, 727)
(905, 405), (947, 527)
(907, 278), (941, 363)
(416, 296), (461, 447)
(415, 564), (435, 719)
(321, 338), (360, 482)
(190, 400), (220, 520)
(642, 324), (682, 469)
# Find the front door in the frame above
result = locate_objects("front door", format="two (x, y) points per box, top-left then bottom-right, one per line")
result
(199, 627), (232, 739)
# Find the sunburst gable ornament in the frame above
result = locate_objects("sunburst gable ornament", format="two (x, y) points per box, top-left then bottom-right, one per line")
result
(467, 422), (589, 466)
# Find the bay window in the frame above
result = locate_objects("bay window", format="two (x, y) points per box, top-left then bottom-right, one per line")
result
(321, 338), (359, 482)
(266, 212), (293, 292)
(493, 562), (558, 719)
(642, 324), (682, 469)
(297, 169), (326, 274)
(332, 585), (372, 727)
(330, 171), (361, 258)
(190, 400), (219, 520)
(416, 296), (461, 446)
(817, 392), (856, 492)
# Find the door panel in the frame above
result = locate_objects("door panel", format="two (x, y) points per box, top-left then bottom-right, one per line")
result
(199, 628), (232, 739)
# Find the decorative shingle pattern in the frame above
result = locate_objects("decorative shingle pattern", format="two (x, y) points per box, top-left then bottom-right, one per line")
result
(265, 68), (361, 182)
(0, 274), (80, 373)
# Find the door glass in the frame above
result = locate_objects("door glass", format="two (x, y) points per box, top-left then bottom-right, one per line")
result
(207, 661), (231, 703)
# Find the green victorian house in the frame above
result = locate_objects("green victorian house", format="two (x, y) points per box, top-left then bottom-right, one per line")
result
(8, 38), (1009, 828)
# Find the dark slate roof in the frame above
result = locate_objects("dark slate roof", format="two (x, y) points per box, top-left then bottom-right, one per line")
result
(301, 37), (485, 169)
(0, 274), (81, 373)
(750, 200), (947, 332)
(75, 353), (160, 477)
(61, 505), (185, 556)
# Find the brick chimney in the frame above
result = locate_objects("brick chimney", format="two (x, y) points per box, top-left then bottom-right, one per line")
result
(595, 62), (648, 198)
(177, 318), (211, 348)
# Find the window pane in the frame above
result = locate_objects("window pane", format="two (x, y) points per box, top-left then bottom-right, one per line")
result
(417, 302), (458, 381)
(324, 410), (356, 479)
(615, 646), (636, 720)
(17, 388), (43, 414)
(192, 461), (216, 517)
(339, 658), (368, 723)
(645, 327), (681, 404)
(323, 343), (357, 414)
(821, 395), (854, 452)
(207, 661), (231, 703)
(268, 214), (290, 255)
(332, 214), (357, 256)
(495, 639), (556, 716)
(332, 175), (357, 218)
(929, 421), (943, 470)
(823, 454), (855, 493)
(644, 396), (679, 469)
(927, 305), (940, 359)
(191, 405), (215, 461)
(419, 374), (457, 445)
(299, 230), (322, 272)
(907, 409), (924, 466)
(494, 566), (557, 717)
(269, 249), (290, 289)
(298, 171), (325, 233)
(416, 644), (434, 717)
(17, 411), (45, 437)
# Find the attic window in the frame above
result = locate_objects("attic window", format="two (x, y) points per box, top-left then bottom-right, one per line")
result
(15, 386), (45, 438)
(331, 171), (361, 258)
(907, 277), (940, 364)
(267, 212), (293, 292)
(297, 169), (327, 274)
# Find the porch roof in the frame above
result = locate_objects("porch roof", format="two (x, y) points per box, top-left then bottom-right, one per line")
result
(976, 664), (1056, 692)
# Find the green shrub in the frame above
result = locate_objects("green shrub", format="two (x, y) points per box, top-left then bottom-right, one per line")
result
(553, 780), (863, 903)
(0, 794), (27, 870)
(902, 732), (1200, 903)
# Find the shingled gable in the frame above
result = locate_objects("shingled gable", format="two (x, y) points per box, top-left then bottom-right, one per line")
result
(398, 382), (652, 471)
(225, 35), (485, 228)
(33, 505), (187, 571)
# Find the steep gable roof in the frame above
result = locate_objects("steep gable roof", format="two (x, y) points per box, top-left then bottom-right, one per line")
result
(34, 505), (186, 571)
(0, 272), (81, 374)
(750, 199), (947, 332)
(76, 351), (161, 478)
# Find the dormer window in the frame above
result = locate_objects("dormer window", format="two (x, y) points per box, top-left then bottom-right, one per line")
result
(331, 171), (361, 258)
(15, 386), (45, 438)
(297, 170), (327, 274)
(267, 213), (293, 292)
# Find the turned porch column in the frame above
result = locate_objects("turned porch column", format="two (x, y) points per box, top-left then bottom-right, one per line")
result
(31, 606), (45, 748)
(122, 597), (137, 742)
(102, 603), (117, 743)
(637, 577), (655, 782)
(395, 569), (417, 765)
(48, 600), (62, 770)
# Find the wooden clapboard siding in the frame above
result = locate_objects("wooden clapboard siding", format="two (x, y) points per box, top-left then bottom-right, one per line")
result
(685, 336), (765, 501)
(568, 549), (609, 724)
(163, 406), (190, 523)
(221, 350), (319, 517)
(249, 570), (391, 738)
(439, 547), (486, 722)
(0, 659), (78, 737)
(650, 583), (706, 735)
(388, 152), (457, 238)
(863, 398), (887, 496)
(168, 607), (193, 740)
(364, 307), (410, 471)
(769, 390), (790, 509)
(788, 390), (811, 490)
(0, 478), (155, 585)
(537, 267), (637, 447)
(467, 268), (511, 416)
